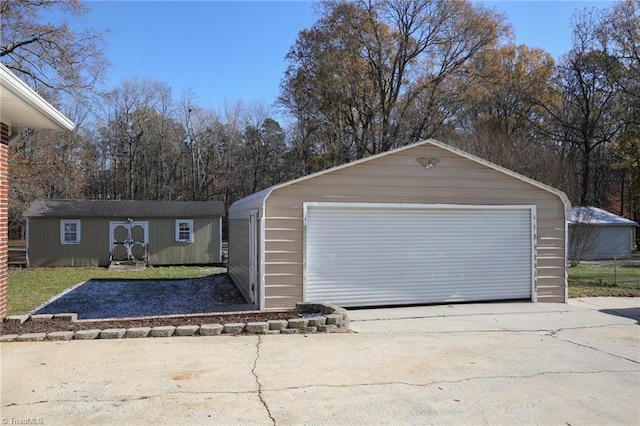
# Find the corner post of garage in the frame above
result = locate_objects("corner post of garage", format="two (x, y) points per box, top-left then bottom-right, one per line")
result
(530, 205), (538, 303)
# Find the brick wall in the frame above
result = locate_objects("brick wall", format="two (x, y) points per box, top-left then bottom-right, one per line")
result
(0, 122), (8, 318)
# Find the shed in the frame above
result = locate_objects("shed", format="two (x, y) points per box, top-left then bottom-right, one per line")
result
(25, 200), (224, 267)
(229, 139), (570, 310)
(569, 206), (638, 260)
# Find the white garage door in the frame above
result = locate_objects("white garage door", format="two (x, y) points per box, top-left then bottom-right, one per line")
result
(304, 203), (536, 307)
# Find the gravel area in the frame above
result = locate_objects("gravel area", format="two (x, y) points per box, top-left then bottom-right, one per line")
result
(1, 272), (307, 335)
(31, 273), (250, 320)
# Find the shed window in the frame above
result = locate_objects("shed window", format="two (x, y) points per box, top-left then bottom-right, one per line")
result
(175, 219), (194, 243)
(60, 220), (81, 244)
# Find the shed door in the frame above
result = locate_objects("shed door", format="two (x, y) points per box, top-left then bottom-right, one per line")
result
(304, 203), (536, 307)
(110, 221), (149, 261)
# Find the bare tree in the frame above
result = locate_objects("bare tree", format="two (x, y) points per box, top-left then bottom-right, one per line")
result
(95, 79), (179, 200)
(533, 9), (623, 206)
(280, 0), (508, 163)
(0, 0), (107, 101)
(179, 92), (229, 201)
(568, 207), (599, 267)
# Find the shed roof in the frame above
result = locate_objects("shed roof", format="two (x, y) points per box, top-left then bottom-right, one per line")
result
(25, 200), (224, 218)
(571, 206), (639, 226)
(230, 138), (571, 219)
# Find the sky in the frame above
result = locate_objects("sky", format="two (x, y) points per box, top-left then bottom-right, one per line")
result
(71, 0), (615, 114)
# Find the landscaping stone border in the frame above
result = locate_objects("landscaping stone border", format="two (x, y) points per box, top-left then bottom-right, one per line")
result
(1, 302), (349, 342)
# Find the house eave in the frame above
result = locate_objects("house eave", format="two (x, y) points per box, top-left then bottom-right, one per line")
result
(0, 63), (75, 131)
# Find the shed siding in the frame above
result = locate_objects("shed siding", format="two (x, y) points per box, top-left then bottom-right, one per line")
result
(147, 217), (221, 265)
(28, 217), (109, 267)
(261, 144), (566, 309)
(28, 216), (221, 267)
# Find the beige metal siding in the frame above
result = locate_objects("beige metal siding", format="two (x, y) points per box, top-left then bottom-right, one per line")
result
(228, 218), (252, 302)
(27, 216), (221, 267)
(147, 217), (221, 265)
(262, 144), (567, 309)
(228, 193), (264, 306)
(27, 217), (110, 267)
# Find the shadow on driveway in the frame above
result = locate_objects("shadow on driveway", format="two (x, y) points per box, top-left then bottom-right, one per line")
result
(599, 307), (640, 324)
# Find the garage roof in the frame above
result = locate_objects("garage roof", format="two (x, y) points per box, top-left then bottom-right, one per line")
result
(231, 139), (571, 219)
(25, 200), (225, 218)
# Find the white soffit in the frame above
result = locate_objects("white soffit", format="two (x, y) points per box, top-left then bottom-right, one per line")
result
(0, 63), (75, 131)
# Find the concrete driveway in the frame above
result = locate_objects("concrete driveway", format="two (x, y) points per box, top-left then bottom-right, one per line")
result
(1, 297), (639, 425)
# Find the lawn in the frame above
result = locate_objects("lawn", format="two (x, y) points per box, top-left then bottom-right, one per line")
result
(7, 260), (638, 316)
(568, 259), (640, 298)
(6, 266), (220, 316)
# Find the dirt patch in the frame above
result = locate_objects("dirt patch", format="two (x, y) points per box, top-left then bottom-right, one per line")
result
(1, 311), (303, 335)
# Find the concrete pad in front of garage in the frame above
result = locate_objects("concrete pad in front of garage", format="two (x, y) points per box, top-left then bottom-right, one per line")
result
(348, 298), (640, 334)
(1, 297), (638, 425)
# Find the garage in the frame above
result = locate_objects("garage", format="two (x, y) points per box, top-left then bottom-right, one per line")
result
(304, 203), (536, 307)
(229, 139), (569, 310)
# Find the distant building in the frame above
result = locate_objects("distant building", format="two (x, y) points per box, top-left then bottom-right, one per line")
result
(569, 206), (639, 260)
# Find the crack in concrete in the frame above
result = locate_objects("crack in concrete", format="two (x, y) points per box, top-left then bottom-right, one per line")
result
(5, 368), (637, 410)
(354, 315), (634, 330)
(258, 368), (640, 393)
(550, 331), (640, 365)
(1, 390), (258, 408)
(509, 323), (636, 333)
(389, 324), (640, 365)
(352, 323), (635, 336)
(252, 335), (276, 426)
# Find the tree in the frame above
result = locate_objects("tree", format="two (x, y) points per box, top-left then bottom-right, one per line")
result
(281, 0), (508, 164)
(179, 93), (227, 201)
(568, 207), (599, 267)
(534, 9), (623, 206)
(0, 0), (107, 100)
(3, 0), (108, 235)
(94, 79), (183, 200)
(462, 44), (555, 136)
(598, 0), (640, 219)
(598, 0), (639, 108)
(447, 44), (569, 190)
(9, 124), (89, 237)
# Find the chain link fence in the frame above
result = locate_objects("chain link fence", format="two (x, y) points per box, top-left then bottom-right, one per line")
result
(573, 256), (640, 289)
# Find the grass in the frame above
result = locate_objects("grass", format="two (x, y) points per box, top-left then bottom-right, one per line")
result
(568, 259), (640, 298)
(8, 259), (638, 316)
(6, 266), (221, 316)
